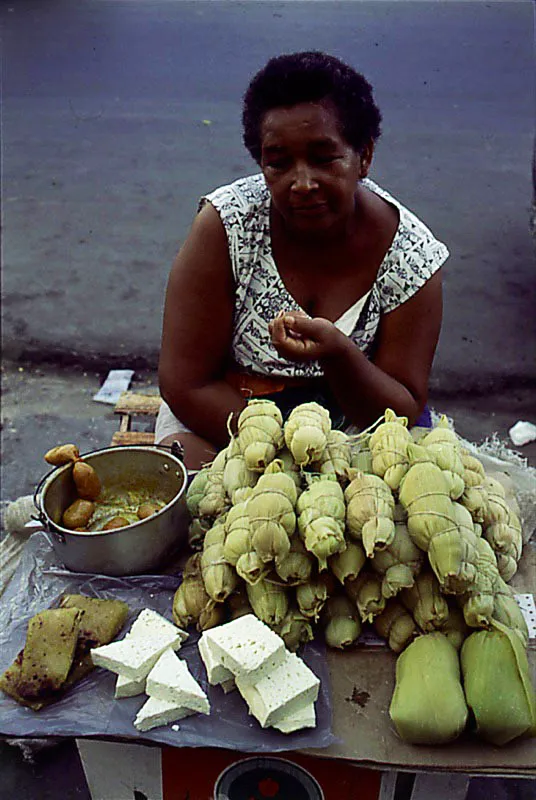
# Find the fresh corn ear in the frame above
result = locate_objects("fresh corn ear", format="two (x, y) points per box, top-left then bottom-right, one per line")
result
(389, 632), (468, 744)
(461, 621), (536, 746)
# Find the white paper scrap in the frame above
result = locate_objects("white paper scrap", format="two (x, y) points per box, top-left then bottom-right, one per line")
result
(93, 370), (134, 405)
(515, 594), (536, 640)
(508, 420), (536, 447)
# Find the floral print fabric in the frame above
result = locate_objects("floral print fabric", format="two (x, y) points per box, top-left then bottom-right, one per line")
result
(200, 174), (449, 379)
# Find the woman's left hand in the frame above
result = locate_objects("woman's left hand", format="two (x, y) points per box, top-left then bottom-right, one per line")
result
(269, 310), (346, 362)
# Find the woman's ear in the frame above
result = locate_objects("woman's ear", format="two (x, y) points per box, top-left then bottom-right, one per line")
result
(359, 141), (374, 179)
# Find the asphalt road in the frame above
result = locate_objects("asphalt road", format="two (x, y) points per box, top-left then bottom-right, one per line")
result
(2, 0), (535, 397)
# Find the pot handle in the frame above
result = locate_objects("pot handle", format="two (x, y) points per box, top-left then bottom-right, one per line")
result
(33, 469), (51, 527)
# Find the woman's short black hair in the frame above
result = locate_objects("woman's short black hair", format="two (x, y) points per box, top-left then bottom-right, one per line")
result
(242, 51), (382, 164)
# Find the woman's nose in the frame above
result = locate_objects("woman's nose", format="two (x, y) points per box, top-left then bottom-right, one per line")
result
(290, 164), (319, 193)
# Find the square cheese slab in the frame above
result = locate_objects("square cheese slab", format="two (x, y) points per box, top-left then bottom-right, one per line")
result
(90, 637), (174, 681)
(272, 702), (316, 734)
(198, 634), (235, 686)
(236, 651), (320, 728)
(128, 608), (188, 649)
(134, 696), (194, 732)
(202, 614), (286, 681)
(146, 648), (210, 715)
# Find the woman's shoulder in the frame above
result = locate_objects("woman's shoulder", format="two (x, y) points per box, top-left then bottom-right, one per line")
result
(200, 173), (270, 221)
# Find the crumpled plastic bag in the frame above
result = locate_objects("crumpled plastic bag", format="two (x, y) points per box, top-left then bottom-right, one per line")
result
(0, 532), (336, 752)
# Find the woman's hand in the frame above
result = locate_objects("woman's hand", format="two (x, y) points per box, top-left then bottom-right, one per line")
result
(269, 310), (347, 362)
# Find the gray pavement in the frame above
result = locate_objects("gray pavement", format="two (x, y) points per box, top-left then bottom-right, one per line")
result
(1, 1), (535, 798)
(2, 0), (535, 394)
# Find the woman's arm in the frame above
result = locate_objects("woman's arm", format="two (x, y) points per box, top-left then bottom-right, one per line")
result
(158, 202), (247, 448)
(269, 271), (442, 427)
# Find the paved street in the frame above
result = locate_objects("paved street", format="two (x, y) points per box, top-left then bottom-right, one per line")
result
(1, 1), (535, 798)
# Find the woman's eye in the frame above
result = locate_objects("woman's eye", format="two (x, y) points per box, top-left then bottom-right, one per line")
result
(313, 154), (337, 165)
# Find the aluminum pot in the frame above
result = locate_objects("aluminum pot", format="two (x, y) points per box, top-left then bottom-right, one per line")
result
(34, 444), (189, 576)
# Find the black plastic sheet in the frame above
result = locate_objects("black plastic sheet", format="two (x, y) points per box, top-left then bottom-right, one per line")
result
(0, 532), (336, 752)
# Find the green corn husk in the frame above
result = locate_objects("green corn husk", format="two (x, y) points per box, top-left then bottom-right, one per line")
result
(350, 441), (373, 474)
(274, 536), (315, 586)
(389, 632), (468, 744)
(482, 477), (510, 528)
(398, 446), (457, 552)
(420, 416), (465, 500)
(237, 399), (284, 472)
(188, 516), (211, 551)
(197, 464), (228, 518)
(345, 472), (395, 557)
(198, 601), (225, 632)
(172, 553), (214, 629)
(460, 537), (500, 628)
(223, 502), (252, 566)
(460, 451), (489, 524)
(427, 524), (479, 596)
(277, 447), (304, 495)
(235, 551), (268, 586)
(312, 429), (352, 486)
(226, 585), (253, 621)
(284, 401), (331, 466)
(461, 621), (536, 746)
(320, 595), (361, 649)
(345, 571), (386, 623)
(297, 476), (346, 570)
(369, 408), (412, 491)
(440, 603), (470, 651)
(370, 519), (424, 599)
(186, 467), (211, 516)
(400, 572), (449, 633)
(246, 578), (289, 627)
(329, 540), (367, 584)
(296, 576), (331, 621)
(248, 461), (297, 565)
(373, 600), (419, 654)
(223, 453), (258, 504)
(276, 606), (314, 652)
(201, 519), (238, 603)
(492, 577), (529, 646)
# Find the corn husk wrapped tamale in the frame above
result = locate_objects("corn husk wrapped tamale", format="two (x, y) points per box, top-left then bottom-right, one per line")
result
(311, 429), (352, 486)
(440, 603), (470, 651)
(492, 577), (529, 646)
(459, 450), (489, 524)
(274, 536), (315, 586)
(369, 408), (412, 491)
(461, 622), (536, 746)
(297, 476), (346, 570)
(400, 572), (449, 633)
(201, 518), (238, 603)
(226, 585), (253, 621)
(389, 632), (468, 744)
(321, 595), (361, 649)
(237, 398), (284, 472)
(345, 471), (396, 557)
(248, 460), (297, 565)
(284, 401), (331, 466)
(420, 416), (465, 500)
(276, 606), (314, 652)
(370, 517), (424, 599)
(345, 571), (386, 623)
(246, 577), (289, 627)
(373, 599), (419, 653)
(296, 576), (331, 621)
(329, 539), (367, 584)
(459, 536), (499, 628)
(186, 467), (211, 517)
(173, 553), (221, 631)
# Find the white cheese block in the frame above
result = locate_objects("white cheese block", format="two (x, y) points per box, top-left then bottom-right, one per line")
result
(134, 696), (194, 732)
(198, 634), (235, 686)
(202, 614), (286, 681)
(128, 608), (188, 648)
(115, 673), (146, 699)
(235, 651), (320, 728)
(90, 637), (176, 681)
(146, 648), (210, 715)
(272, 702), (316, 733)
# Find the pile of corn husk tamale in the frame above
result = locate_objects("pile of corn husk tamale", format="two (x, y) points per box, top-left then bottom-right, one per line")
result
(176, 400), (536, 747)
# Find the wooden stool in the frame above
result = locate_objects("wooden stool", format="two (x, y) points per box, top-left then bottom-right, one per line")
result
(110, 391), (162, 446)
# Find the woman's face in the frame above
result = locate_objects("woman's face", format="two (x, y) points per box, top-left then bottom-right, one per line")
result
(260, 100), (372, 237)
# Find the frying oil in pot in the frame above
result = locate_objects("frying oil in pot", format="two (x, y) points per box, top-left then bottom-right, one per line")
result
(88, 487), (165, 531)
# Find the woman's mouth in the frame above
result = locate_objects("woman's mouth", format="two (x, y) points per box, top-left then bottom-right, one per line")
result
(291, 203), (328, 216)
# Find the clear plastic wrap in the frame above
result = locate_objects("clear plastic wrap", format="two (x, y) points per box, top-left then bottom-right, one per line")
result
(0, 532), (336, 752)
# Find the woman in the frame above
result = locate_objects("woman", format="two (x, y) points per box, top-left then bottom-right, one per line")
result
(157, 51), (448, 470)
